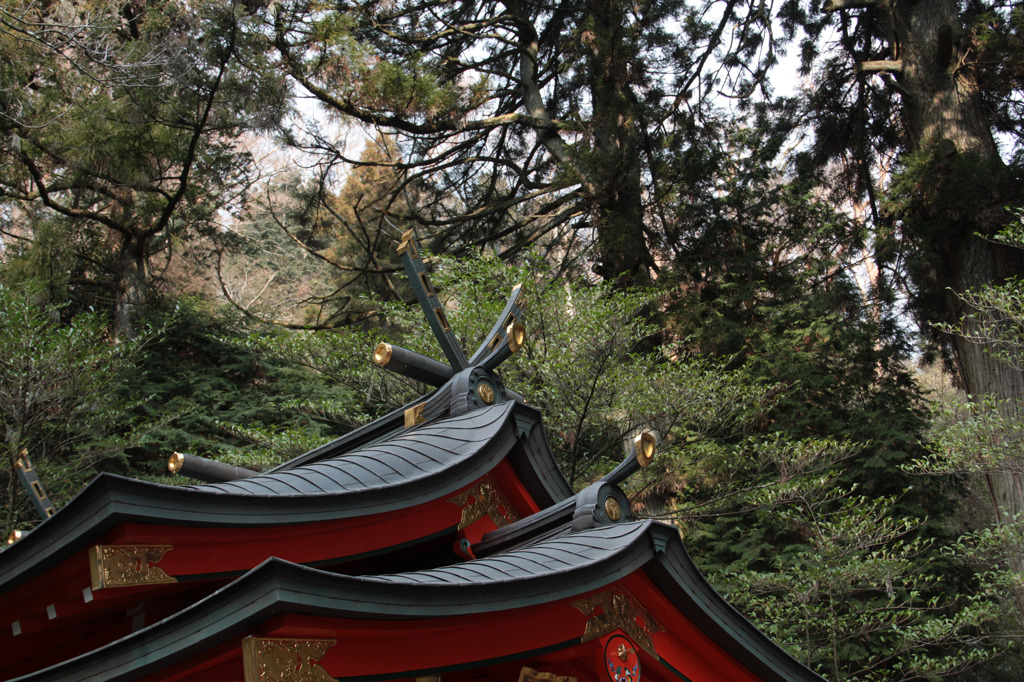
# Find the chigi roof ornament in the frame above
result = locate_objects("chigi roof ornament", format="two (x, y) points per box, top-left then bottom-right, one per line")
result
(375, 230), (528, 427)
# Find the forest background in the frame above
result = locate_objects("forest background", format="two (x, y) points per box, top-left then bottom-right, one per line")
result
(1, 0), (1023, 679)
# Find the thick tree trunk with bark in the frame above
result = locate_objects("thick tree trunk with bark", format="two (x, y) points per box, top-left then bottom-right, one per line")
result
(113, 232), (148, 340)
(888, 0), (1024, 612)
(584, 0), (652, 287)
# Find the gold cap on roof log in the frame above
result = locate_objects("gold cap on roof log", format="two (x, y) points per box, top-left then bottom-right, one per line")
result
(507, 322), (525, 353)
(168, 452), (185, 474)
(372, 342), (393, 366)
(634, 432), (655, 467)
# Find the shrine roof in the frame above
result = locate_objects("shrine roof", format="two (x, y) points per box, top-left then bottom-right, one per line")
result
(11, 519), (823, 682)
(186, 401), (516, 496)
(262, 391), (429, 472)
(0, 400), (566, 593)
(368, 520), (645, 586)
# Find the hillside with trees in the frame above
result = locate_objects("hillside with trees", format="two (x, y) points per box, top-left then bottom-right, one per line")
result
(1, 0), (1022, 679)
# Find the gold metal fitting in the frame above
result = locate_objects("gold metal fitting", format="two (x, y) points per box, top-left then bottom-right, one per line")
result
(506, 322), (525, 353)
(512, 283), (526, 309)
(604, 496), (622, 522)
(372, 342), (393, 366)
(7, 530), (23, 545)
(396, 229), (419, 258)
(167, 452), (185, 474)
(404, 402), (426, 428)
(634, 432), (656, 467)
(478, 383), (496, 405)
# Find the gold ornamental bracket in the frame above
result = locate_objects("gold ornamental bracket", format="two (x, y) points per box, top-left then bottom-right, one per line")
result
(600, 430), (658, 488)
(242, 636), (336, 682)
(479, 321), (526, 373)
(571, 586), (660, 657)
(89, 545), (177, 590)
(633, 432), (656, 468)
(449, 475), (520, 530)
(519, 667), (577, 682)
(404, 402), (426, 428)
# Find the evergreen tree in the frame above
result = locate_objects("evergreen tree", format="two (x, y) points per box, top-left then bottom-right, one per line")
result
(0, 0), (288, 336)
(0, 283), (144, 537)
(261, 0), (786, 288)
(123, 297), (364, 475)
(785, 1), (1024, 551)
(219, 135), (417, 327)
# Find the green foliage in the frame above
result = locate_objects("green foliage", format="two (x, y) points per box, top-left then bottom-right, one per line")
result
(267, 0), (804, 289)
(400, 253), (784, 484)
(746, 305), (930, 502)
(661, 134), (981, 676)
(931, 209), (1024, 370)
(0, 0), (289, 334)
(0, 282), (145, 536)
(721, 492), (1005, 680)
(919, 207), (1024, 476)
(881, 140), (1021, 366)
(240, 316), (397, 419)
(123, 297), (362, 476)
(884, 145), (1003, 241)
(215, 170), (347, 326)
(898, 207), (1024, 678)
(680, 299), (987, 679)
(967, 4), (1024, 153)
(216, 136), (423, 328)
(666, 434), (852, 530)
(912, 393), (1024, 478)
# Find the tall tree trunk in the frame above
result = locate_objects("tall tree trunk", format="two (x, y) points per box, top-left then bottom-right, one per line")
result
(891, 0), (1024, 611)
(113, 232), (148, 340)
(585, 0), (652, 287)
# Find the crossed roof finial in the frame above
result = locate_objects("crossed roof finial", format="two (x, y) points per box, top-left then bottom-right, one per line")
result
(373, 230), (526, 389)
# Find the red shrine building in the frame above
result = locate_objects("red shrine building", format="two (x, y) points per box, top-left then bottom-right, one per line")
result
(0, 233), (824, 682)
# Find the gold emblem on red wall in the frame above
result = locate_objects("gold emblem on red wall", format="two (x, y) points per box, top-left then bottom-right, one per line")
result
(241, 636), (336, 682)
(604, 634), (641, 682)
(449, 475), (520, 529)
(88, 545), (177, 590)
(571, 587), (659, 657)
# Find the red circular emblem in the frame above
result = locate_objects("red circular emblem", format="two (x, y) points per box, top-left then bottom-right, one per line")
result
(603, 634), (641, 682)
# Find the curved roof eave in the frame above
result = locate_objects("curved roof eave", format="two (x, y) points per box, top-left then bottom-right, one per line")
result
(10, 520), (824, 682)
(0, 401), (566, 592)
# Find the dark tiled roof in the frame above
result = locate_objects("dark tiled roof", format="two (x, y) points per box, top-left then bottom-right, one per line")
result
(369, 521), (646, 585)
(187, 402), (514, 496)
